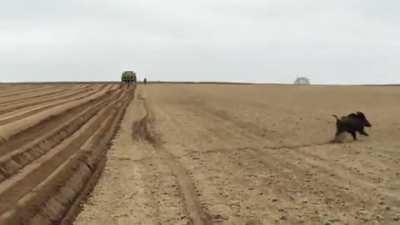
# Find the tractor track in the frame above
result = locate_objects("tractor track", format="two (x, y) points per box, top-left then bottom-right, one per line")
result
(0, 83), (135, 225)
(133, 95), (213, 225)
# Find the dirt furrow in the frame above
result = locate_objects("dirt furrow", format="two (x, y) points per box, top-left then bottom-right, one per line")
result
(0, 85), (75, 105)
(58, 86), (134, 225)
(0, 85), (58, 99)
(0, 85), (108, 125)
(0, 92), (117, 213)
(0, 85), (36, 94)
(0, 88), (124, 182)
(0, 85), (114, 144)
(0, 86), (113, 155)
(74, 90), (191, 225)
(0, 85), (135, 225)
(0, 85), (92, 114)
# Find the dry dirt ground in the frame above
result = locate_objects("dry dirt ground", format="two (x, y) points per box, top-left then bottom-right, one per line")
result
(0, 83), (134, 225)
(75, 84), (400, 225)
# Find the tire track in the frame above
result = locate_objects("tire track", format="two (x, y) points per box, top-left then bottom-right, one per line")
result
(132, 95), (213, 225)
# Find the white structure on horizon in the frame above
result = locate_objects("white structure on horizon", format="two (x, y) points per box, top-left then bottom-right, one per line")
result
(294, 77), (310, 85)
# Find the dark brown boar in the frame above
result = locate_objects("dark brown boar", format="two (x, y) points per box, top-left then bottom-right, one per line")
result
(332, 111), (371, 141)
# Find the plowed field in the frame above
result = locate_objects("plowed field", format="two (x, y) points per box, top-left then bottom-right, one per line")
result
(1, 84), (399, 225)
(0, 83), (135, 225)
(75, 84), (400, 225)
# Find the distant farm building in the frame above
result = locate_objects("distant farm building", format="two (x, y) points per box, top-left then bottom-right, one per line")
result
(294, 77), (310, 85)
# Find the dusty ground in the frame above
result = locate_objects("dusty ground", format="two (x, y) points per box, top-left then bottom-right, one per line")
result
(75, 84), (400, 225)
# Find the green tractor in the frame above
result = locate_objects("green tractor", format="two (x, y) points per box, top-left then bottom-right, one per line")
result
(121, 71), (137, 85)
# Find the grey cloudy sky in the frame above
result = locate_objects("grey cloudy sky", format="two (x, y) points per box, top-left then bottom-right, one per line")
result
(0, 0), (399, 84)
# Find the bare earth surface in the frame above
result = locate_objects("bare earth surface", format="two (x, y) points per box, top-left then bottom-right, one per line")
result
(75, 84), (400, 225)
(0, 83), (134, 225)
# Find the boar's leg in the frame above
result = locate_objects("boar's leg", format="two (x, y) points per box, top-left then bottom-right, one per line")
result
(359, 129), (369, 136)
(349, 131), (357, 140)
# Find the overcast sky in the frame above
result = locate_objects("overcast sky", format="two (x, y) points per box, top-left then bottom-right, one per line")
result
(0, 0), (399, 84)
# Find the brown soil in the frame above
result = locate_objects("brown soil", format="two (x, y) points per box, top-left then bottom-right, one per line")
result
(0, 83), (135, 225)
(75, 84), (400, 225)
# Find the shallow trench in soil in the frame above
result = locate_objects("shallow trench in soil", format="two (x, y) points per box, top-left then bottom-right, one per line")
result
(0, 84), (135, 225)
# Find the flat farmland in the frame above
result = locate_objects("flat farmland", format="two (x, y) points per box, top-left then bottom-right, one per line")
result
(0, 83), (135, 225)
(1, 83), (399, 225)
(75, 84), (400, 225)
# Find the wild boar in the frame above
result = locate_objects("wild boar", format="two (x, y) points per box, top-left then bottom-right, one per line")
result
(332, 112), (372, 141)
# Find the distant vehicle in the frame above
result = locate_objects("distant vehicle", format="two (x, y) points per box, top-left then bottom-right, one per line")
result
(121, 71), (137, 85)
